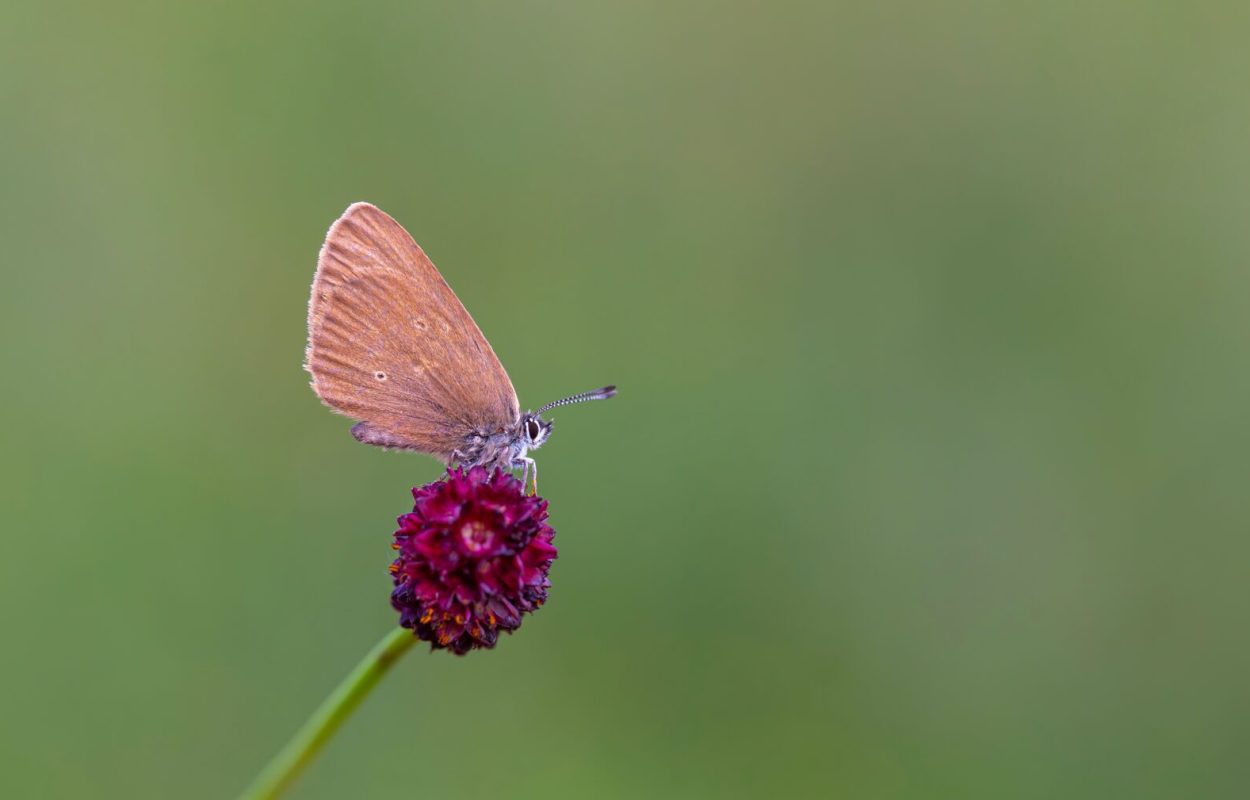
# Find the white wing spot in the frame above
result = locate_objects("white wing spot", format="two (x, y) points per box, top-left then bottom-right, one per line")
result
(374, 371), (387, 381)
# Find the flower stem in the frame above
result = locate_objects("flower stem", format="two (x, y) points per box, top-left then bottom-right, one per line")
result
(239, 626), (418, 800)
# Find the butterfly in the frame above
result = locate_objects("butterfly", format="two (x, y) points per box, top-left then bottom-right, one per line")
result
(305, 202), (615, 492)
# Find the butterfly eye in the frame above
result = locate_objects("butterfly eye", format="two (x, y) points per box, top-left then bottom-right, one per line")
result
(526, 419), (541, 441)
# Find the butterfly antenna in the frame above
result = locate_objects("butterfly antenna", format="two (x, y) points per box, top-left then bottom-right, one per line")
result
(536, 385), (617, 415)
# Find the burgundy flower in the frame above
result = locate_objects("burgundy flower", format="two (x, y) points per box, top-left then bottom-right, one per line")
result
(390, 466), (557, 654)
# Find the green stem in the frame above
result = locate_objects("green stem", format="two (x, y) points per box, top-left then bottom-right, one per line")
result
(239, 626), (418, 800)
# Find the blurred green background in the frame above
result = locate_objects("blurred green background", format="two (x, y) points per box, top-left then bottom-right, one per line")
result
(3, 2), (1249, 798)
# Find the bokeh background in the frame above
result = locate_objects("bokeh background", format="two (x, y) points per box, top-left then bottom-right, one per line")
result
(3, 2), (1249, 798)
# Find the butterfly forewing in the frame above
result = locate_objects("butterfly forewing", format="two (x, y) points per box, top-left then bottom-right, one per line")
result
(306, 203), (520, 460)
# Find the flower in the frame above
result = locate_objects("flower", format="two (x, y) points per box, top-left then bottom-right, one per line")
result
(389, 466), (558, 654)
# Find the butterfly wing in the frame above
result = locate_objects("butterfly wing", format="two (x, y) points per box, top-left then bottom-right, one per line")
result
(306, 203), (520, 459)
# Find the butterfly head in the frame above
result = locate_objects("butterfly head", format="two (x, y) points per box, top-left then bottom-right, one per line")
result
(521, 413), (554, 451)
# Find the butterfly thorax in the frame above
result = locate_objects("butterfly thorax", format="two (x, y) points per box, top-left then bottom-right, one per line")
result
(451, 429), (522, 471)
(451, 413), (551, 471)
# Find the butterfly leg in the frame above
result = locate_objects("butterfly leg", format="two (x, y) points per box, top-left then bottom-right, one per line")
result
(515, 456), (538, 495)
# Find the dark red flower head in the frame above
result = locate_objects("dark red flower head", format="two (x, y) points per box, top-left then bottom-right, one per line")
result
(390, 466), (557, 654)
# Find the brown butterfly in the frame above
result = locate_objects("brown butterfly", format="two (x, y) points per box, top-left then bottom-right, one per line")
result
(305, 202), (615, 491)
